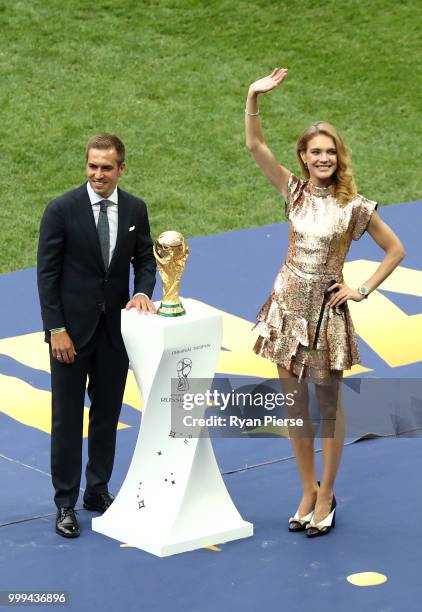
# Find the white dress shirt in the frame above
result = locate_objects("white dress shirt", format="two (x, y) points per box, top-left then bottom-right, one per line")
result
(86, 181), (147, 301)
(86, 181), (118, 264)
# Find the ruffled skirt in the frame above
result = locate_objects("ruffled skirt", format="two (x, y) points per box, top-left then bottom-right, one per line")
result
(253, 262), (360, 382)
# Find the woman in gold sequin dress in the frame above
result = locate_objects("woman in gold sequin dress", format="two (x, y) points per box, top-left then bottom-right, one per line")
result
(245, 68), (405, 537)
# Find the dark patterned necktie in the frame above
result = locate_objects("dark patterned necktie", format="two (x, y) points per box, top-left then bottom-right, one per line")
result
(97, 200), (111, 269)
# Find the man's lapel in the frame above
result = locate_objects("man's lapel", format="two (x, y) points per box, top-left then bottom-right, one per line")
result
(109, 187), (131, 270)
(73, 184), (105, 272)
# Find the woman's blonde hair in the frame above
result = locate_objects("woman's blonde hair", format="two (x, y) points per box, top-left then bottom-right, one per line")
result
(296, 122), (356, 205)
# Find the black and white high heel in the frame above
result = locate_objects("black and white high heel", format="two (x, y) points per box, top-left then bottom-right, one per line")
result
(288, 509), (314, 532)
(288, 482), (320, 532)
(306, 495), (336, 537)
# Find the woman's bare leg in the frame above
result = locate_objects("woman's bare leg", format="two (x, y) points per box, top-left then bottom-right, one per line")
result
(313, 375), (344, 523)
(278, 365), (318, 516)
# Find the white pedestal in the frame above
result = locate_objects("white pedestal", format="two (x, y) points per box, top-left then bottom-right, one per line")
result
(92, 298), (253, 556)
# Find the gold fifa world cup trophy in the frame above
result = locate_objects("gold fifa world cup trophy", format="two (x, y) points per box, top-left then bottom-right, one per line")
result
(153, 231), (189, 316)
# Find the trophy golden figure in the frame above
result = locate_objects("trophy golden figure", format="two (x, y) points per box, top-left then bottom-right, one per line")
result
(153, 231), (189, 316)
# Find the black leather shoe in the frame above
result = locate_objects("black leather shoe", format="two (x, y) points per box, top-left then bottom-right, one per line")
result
(56, 507), (80, 538)
(83, 491), (115, 513)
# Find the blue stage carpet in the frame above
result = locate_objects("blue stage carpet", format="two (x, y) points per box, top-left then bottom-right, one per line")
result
(1, 438), (422, 612)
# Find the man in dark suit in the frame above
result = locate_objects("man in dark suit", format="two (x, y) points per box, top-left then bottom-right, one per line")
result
(37, 133), (156, 538)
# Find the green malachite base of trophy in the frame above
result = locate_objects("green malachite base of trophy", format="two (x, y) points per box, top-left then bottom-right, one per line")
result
(157, 302), (186, 317)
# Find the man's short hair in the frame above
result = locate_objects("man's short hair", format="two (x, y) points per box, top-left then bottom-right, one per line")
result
(86, 133), (125, 165)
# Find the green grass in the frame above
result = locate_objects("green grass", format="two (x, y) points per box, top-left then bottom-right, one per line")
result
(0, 0), (421, 273)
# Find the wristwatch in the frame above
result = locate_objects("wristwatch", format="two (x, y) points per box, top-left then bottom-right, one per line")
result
(358, 286), (369, 299)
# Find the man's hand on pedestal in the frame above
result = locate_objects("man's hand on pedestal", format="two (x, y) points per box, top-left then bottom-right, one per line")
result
(126, 294), (156, 314)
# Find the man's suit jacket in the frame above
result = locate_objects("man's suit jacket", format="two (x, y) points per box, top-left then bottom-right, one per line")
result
(37, 183), (156, 350)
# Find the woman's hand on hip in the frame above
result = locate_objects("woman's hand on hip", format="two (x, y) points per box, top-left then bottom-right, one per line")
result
(327, 282), (365, 307)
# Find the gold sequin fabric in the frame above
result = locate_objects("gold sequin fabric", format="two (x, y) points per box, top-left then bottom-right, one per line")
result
(253, 173), (377, 382)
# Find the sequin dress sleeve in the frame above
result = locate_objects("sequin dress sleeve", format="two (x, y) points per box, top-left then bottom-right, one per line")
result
(284, 173), (305, 217)
(351, 195), (378, 240)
